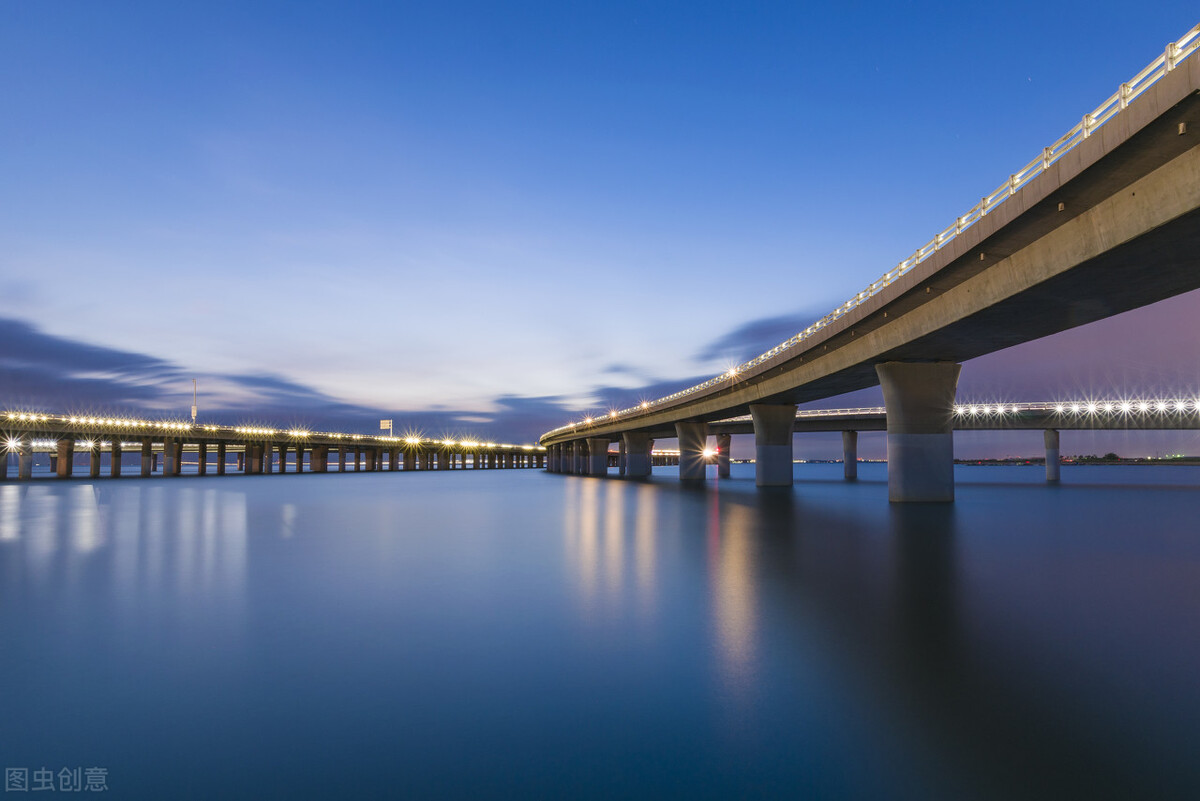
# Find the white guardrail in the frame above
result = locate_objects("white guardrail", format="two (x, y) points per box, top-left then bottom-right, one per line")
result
(546, 23), (1200, 439)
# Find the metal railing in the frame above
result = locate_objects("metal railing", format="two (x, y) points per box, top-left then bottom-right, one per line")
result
(544, 23), (1200, 440)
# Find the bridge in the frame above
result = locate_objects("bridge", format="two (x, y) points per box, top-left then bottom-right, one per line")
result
(552, 397), (1200, 484)
(540, 24), (1200, 502)
(0, 411), (545, 480)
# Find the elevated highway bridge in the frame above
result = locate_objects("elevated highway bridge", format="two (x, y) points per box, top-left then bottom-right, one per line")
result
(542, 24), (1200, 501)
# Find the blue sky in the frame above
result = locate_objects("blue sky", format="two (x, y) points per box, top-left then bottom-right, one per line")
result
(2, 2), (1199, 456)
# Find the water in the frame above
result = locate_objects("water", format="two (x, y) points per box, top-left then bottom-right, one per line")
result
(1, 464), (1198, 799)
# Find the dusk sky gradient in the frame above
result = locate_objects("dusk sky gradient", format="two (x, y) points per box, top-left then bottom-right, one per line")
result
(2, 1), (1199, 457)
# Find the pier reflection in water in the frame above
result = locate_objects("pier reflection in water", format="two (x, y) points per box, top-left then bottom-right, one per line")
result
(1, 465), (1198, 799)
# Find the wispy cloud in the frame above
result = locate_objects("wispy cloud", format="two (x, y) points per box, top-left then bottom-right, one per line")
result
(692, 310), (825, 364)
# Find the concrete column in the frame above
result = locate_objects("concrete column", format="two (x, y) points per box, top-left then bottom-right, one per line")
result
(404, 450), (416, 471)
(536, 453), (544, 469)
(750, 404), (797, 487)
(217, 442), (227, 475)
(89, 441), (101, 478)
(617, 440), (627, 477)
(171, 440), (184, 476)
(142, 438), (153, 477)
(277, 443), (288, 473)
(0, 446), (7, 480)
(314, 446), (328, 473)
(249, 444), (263, 474)
(162, 439), (175, 477)
(338, 447), (347, 472)
(235, 449), (244, 472)
(363, 448), (375, 472)
(675, 422), (709, 481)
(716, 433), (731, 479)
(876, 361), (961, 503)
(585, 438), (609, 476)
(843, 430), (858, 480)
(296, 445), (305, 473)
(1044, 429), (1061, 483)
(107, 440), (122, 478)
(56, 438), (75, 479)
(622, 432), (652, 478)
(353, 448), (361, 471)
(197, 442), (208, 476)
(18, 440), (32, 480)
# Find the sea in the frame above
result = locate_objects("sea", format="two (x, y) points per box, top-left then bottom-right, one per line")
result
(1, 462), (1198, 799)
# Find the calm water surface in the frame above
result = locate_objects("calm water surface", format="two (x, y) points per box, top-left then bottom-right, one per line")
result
(2, 464), (1198, 799)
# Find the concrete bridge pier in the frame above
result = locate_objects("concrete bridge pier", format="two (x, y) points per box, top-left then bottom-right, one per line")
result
(141, 438), (153, 477)
(716, 433), (731, 479)
(217, 443), (227, 475)
(56, 437), (74, 478)
(110, 440), (122, 477)
(236, 449), (244, 472)
(586, 438), (609, 476)
(876, 361), (960, 503)
(750, 404), (797, 487)
(18, 440), (32, 480)
(198, 442), (208, 476)
(404, 450), (416, 471)
(843, 431), (858, 480)
(675, 422), (709, 481)
(617, 440), (626, 476)
(1044, 429), (1061, 483)
(89, 441), (101, 478)
(622, 433), (652, 478)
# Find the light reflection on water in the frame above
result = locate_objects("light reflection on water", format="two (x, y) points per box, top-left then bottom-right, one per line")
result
(0, 465), (1197, 800)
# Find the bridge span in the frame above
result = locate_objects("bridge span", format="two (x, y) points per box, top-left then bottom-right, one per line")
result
(541, 25), (1200, 502)
(550, 398), (1200, 484)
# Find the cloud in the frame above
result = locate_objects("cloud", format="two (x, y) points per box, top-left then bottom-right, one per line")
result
(692, 310), (825, 364)
(0, 317), (577, 442)
(0, 318), (179, 379)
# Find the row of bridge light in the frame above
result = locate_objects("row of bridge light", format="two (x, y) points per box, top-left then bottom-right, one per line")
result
(956, 400), (1200, 416)
(4, 412), (544, 450)
(543, 24), (1200, 440)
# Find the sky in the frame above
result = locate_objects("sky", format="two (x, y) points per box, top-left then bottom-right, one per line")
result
(2, 1), (1198, 458)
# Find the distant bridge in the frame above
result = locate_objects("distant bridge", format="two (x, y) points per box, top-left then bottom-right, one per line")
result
(0, 411), (545, 480)
(556, 397), (1200, 484)
(542, 24), (1200, 502)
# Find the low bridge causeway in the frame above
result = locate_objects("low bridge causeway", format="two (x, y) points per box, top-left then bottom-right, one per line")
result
(0, 412), (545, 480)
(549, 399), (1200, 484)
